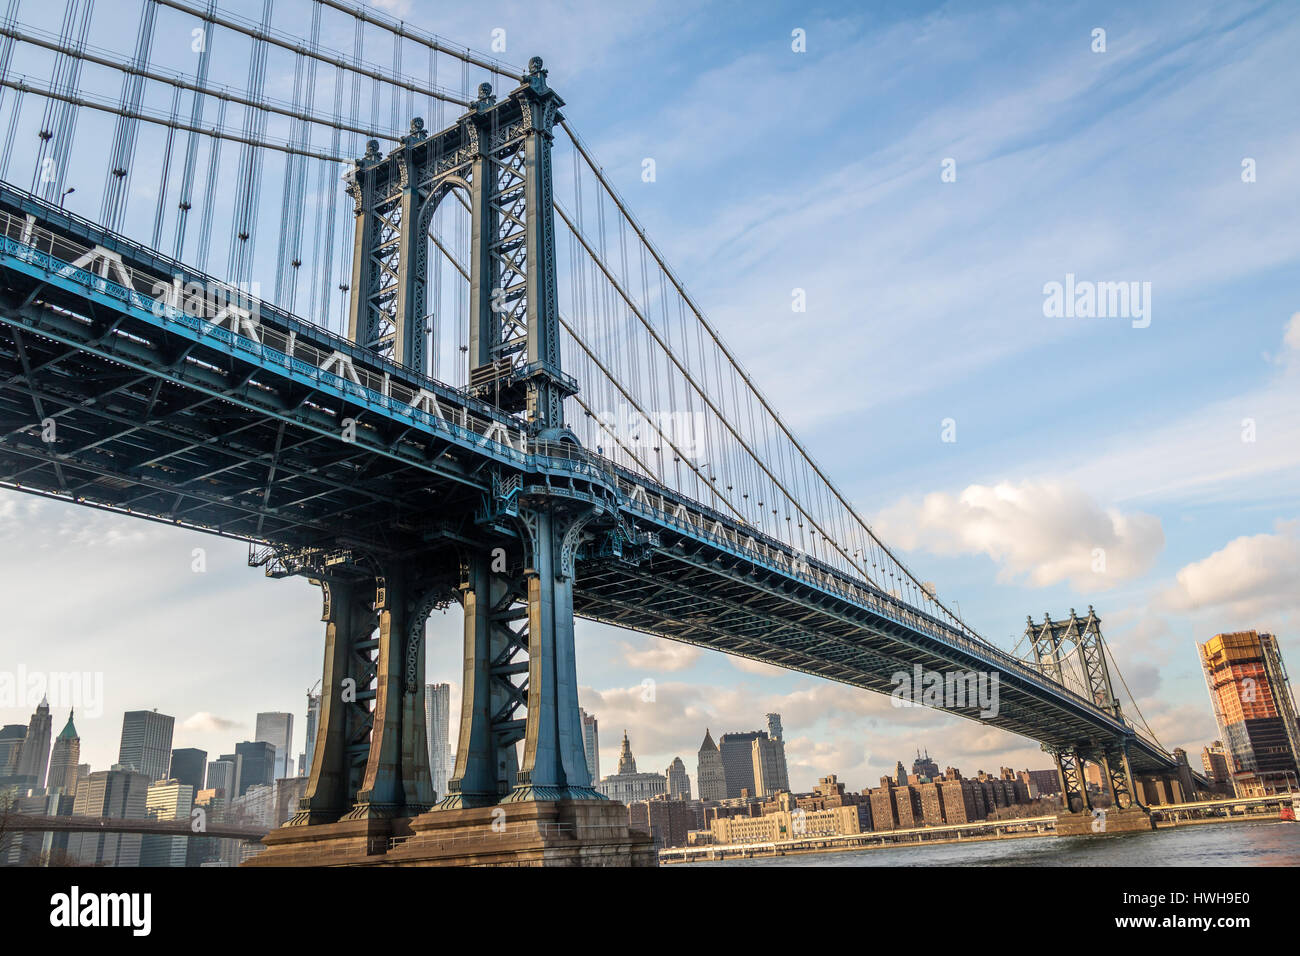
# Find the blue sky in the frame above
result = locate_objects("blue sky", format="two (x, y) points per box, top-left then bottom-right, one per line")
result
(1, 0), (1298, 796)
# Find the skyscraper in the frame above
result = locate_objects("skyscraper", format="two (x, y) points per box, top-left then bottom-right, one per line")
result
(696, 729), (726, 801)
(67, 766), (150, 866)
(141, 780), (195, 867)
(255, 712), (294, 781)
(425, 683), (451, 797)
(665, 756), (691, 799)
(232, 741), (276, 795)
(301, 691), (321, 776)
(752, 735), (789, 796)
(719, 731), (765, 798)
(169, 748), (207, 791)
(14, 695), (52, 790)
(45, 710), (81, 795)
(1199, 631), (1300, 795)
(580, 707), (600, 784)
(207, 757), (240, 799)
(118, 710), (175, 782)
(0, 724), (26, 783)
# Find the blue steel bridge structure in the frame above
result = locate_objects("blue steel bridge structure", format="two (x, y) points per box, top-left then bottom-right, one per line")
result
(0, 0), (1191, 826)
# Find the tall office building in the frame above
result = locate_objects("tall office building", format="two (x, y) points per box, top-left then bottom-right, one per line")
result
(425, 683), (451, 796)
(0, 724), (26, 784)
(232, 741), (276, 795)
(1199, 631), (1300, 795)
(14, 695), (53, 790)
(67, 766), (150, 866)
(766, 713), (784, 742)
(206, 757), (240, 799)
(118, 710), (175, 782)
(255, 712), (294, 781)
(665, 756), (691, 799)
(169, 748), (207, 791)
(752, 734), (790, 796)
(719, 731), (765, 798)
(141, 780), (195, 867)
(45, 710), (81, 795)
(301, 692), (321, 776)
(696, 729), (727, 801)
(580, 707), (600, 784)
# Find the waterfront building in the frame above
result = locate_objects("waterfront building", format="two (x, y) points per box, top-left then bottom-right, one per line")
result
(580, 708), (600, 784)
(1199, 631), (1300, 795)
(596, 732), (667, 803)
(627, 797), (705, 849)
(1201, 741), (1234, 795)
(710, 794), (867, 845)
(118, 710), (174, 782)
(255, 712), (294, 781)
(45, 710), (81, 795)
(14, 696), (52, 791)
(696, 729), (727, 801)
(665, 756), (691, 799)
(425, 683), (451, 797)
(869, 778), (898, 830)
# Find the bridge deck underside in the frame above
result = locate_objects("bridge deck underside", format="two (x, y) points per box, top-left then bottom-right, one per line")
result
(576, 545), (1171, 775)
(0, 274), (485, 553)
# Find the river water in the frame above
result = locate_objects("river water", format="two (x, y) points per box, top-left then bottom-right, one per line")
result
(691, 820), (1300, 867)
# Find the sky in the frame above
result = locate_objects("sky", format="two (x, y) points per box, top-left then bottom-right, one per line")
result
(1, 0), (1298, 799)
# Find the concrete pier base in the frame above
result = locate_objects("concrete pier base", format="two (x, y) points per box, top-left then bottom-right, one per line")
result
(1055, 806), (1155, 837)
(245, 799), (655, 867)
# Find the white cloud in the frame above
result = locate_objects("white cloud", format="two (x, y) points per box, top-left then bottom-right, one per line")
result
(1162, 519), (1300, 620)
(619, 638), (701, 672)
(875, 480), (1164, 589)
(181, 712), (244, 734)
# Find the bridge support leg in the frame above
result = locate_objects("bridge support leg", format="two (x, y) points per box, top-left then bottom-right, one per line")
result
(1100, 747), (1141, 810)
(1053, 750), (1091, 813)
(504, 504), (601, 802)
(290, 579), (377, 825)
(347, 568), (438, 819)
(442, 552), (526, 808)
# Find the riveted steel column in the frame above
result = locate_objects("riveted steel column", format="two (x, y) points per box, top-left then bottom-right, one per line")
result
(291, 579), (374, 825)
(443, 552), (523, 807)
(349, 574), (405, 818)
(505, 506), (601, 802)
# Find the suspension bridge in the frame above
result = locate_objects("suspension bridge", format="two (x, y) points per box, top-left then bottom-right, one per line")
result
(0, 0), (1197, 863)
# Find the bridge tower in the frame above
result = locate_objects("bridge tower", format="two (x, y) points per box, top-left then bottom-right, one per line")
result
(1028, 607), (1149, 830)
(257, 59), (645, 864)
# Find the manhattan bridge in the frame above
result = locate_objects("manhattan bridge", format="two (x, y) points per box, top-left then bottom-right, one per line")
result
(0, 0), (1198, 862)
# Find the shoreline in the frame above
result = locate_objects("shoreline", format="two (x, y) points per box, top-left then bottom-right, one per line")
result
(660, 811), (1291, 865)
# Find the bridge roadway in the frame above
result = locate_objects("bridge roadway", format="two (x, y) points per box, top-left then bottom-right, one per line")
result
(6, 813), (268, 841)
(0, 182), (1181, 776)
